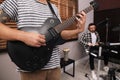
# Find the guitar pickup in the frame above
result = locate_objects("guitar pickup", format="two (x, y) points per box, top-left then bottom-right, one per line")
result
(48, 27), (58, 39)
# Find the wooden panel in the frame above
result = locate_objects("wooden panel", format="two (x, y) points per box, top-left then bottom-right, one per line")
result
(51, 0), (78, 30)
(0, 0), (4, 3)
(0, 39), (6, 49)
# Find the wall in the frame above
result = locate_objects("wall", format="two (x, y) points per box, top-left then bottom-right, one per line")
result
(0, 0), (93, 80)
(0, 52), (20, 80)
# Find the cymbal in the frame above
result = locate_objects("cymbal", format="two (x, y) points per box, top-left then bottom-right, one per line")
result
(112, 25), (120, 31)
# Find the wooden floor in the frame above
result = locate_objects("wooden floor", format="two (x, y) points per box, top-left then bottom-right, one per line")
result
(61, 57), (120, 80)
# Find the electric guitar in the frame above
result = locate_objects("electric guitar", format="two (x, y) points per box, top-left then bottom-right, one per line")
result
(7, 1), (98, 71)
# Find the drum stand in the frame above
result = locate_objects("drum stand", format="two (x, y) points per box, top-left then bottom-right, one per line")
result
(108, 43), (120, 80)
(97, 46), (103, 80)
(97, 43), (120, 80)
(85, 43), (120, 80)
(85, 46), (103, 80)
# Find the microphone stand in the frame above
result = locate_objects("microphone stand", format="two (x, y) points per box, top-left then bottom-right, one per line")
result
(106, 20), (109, 43)
(97, 45), (102, 80)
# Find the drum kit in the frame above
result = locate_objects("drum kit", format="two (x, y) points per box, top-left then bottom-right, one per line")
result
(85, 19), (120, 80)
(85, 43), (120, 80)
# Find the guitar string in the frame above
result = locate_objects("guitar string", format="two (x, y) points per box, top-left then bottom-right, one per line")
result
(54, 6), (93, 33)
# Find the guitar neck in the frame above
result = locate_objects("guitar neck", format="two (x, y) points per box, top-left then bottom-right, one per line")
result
(83, 5), (93, 14)
(54, 5), (93, 33)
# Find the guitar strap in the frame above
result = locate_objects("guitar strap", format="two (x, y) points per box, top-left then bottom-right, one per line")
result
(47, 1), (60, 21)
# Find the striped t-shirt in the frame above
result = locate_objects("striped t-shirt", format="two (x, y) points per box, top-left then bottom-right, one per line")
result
(0, 0), (61, 70)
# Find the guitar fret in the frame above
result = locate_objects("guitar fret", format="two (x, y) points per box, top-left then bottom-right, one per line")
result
(55, 16), (76, 33)
(83, 6), (93, 14)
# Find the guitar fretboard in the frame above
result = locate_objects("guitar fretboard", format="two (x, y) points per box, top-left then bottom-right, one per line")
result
(54, 5), (93, 33)
(83, 5), (93, 14)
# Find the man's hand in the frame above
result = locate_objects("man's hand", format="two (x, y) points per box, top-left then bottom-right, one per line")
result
(95, 42), (99, 46)
(88, 43), (93, 46)
(76, 11), (86, 32)
(88, 42), (99, 46)
(21, 32), (46, 47)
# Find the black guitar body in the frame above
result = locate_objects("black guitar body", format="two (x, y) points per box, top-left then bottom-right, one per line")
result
(7, 41), (54, 71)
(7, 17), (61, 71)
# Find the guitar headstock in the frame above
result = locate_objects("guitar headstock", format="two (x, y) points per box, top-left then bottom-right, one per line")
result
(90, 0), (99, 11)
